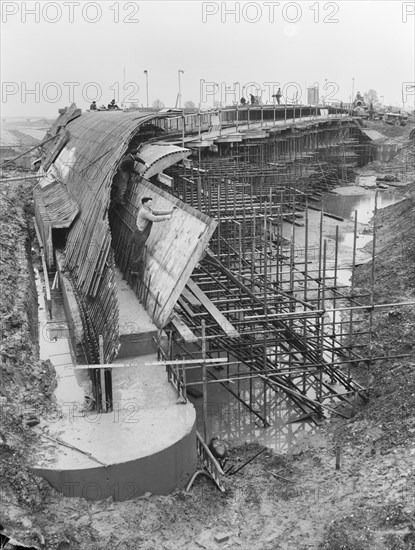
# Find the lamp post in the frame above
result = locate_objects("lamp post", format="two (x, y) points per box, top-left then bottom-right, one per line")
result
(122, 67), (126, 109)
(323, 78), (328, 106)
(316, 82), (320, 117)
(233, 81), (240, 104)
(178, 69), (184, 108)
(144, 70), (149, 108)
(234, 82), (240, 129)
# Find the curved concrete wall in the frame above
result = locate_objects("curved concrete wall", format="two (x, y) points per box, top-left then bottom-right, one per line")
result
(31, 423), (196, 501)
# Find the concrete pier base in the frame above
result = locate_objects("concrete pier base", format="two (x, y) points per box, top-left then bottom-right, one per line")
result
(32, 269), (197, 500)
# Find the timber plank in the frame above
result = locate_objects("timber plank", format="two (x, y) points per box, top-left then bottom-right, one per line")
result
(177, 297), (197, 318)
(43, 130), (70, 171)
(186, 279), (240, 338)
(170, 313), (199, 343)
(181, 287), (202, 306)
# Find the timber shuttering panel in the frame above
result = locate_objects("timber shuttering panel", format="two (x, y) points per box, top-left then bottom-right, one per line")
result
(110, 178), (218, 328)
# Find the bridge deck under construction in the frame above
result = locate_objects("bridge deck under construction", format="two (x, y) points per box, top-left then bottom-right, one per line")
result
(110, 114), (378, 428)
(35, 107), (405, 431)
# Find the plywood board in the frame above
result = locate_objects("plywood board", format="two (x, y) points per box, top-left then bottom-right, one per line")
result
(135, 180), (217, 327)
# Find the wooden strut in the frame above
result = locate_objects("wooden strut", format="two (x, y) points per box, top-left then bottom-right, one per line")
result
(0, 133), (58, 167)
(227, 448), (266, 475)
(74, 357), (228, 369)
(270, 471), (295, 483)
(97, 336), (113, 413)
(202, 320), (208, 442)
(0, 174), (44, 183)
(34, 430), (108, 467)
(34, 219), (52, 319)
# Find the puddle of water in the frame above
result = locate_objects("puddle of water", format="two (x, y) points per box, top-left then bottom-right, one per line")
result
(279, 186), (407, 283)
(322, 187), (405, 224)
(327, 232), (373, 250)
(321, 188), (405, 250)
(325, 267), (353, 287)
(185, 361), (330, 453)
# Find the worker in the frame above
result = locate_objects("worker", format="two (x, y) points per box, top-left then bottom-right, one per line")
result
(130, 197), (177, 274)
(108, 99), (120, 110)
(240, 97), (246, 105)
(113, 148), (144, 205)
(250, 94), (256, 105)
(273, 88), (282, 105)
(90, 100), (97, 111)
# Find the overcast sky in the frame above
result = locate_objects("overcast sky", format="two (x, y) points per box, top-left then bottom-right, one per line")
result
(1, 0), (414, 117)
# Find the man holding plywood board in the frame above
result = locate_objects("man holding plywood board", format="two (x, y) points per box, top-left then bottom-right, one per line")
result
(130, 197), (177, 274)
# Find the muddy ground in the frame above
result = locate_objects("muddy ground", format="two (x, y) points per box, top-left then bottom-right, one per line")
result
(0, 122), (414, 549)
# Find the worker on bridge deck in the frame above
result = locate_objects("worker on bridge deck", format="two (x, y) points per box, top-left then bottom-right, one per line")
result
(272, 88), (282, 105)
(108, 99), (120, 110)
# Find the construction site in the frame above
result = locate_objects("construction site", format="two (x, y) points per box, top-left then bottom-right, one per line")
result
(1, 102), (415, 549)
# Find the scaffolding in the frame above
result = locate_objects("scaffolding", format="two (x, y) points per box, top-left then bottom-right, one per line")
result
(157, 121), (377, 429)
(109, 116), (412, 439)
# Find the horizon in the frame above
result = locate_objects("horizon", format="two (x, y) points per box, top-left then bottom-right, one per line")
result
(3, 99), (415, 122)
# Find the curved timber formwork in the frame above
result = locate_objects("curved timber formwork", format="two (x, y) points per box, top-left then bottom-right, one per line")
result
(35, 108), (165, 362)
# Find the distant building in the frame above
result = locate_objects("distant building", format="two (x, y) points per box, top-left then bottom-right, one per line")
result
(307, 87), (319, 105)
